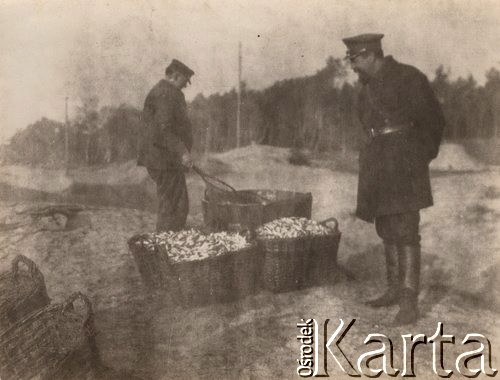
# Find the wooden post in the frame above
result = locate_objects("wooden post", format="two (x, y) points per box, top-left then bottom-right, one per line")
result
(341, 114), (347, 159)
(493, 89), (500, 140)
(65, 97), (69, 172)
(318, 110), (324, 153)
(205, 115), (212, 156)
(236, 42), (242, 148)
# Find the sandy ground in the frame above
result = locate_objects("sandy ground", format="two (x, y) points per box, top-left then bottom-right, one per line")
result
(0, 144), (499, 379)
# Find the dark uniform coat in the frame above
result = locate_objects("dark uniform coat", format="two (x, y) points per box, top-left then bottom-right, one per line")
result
(138, 79), (193, 231)
(356, 56), (445, 222)
(138, 79), (193, 170)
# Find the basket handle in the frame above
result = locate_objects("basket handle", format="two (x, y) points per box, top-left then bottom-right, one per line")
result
(319, 217), (339, 232)
(62, 292), (96, 337)
(127, 233), (149, 249)
(11, 255), (42, 279)
(193, 165), (238, 193)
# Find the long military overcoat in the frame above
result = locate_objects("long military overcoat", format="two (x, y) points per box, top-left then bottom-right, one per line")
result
(356, 56), (445, 222)
(138, 79), (193, 170)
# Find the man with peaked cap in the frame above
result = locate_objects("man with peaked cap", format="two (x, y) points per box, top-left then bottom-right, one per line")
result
(138, 59), (195, 231)
(342, 34), (445, 325)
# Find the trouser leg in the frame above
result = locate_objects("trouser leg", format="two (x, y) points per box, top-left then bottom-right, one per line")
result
(148, 168), (189, 232)
(374, 211), (421, 324)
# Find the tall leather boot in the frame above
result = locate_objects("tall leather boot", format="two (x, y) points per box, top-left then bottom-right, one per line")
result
(365, 243), (399, 307)
(393, 244), (421, 325)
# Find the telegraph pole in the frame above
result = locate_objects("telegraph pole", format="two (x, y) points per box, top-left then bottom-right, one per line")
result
(236, 41), (242, 148)
(65, 97), (69, 173)
(205, 117), (212, 157)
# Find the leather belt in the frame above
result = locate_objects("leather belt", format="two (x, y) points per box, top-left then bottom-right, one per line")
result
(368, 123), (412, 139)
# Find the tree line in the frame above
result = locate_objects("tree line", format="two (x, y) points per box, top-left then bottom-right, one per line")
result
(2, 57), (499, 167)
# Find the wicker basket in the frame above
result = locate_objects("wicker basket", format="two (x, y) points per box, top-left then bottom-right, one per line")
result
(48, 345), (98, 380)
(306, 218), (342, 287)
(258, 236), (312, 293)
(205, 187), (262, 205)
(0, 255), (50, 333)
(228, 244), (262, 299)
(129, 232), (262, 306)
(0, 292), (97, 380)
(202, 189), (312, 232)
(170, 249), (235, 307)
(202, 194), (263, 232)
(251, 189), (312, 222)
(128, 234), (176, 291)
(170, 243), (263, 305)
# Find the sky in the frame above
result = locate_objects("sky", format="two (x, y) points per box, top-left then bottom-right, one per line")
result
(1, 0), (499, 141)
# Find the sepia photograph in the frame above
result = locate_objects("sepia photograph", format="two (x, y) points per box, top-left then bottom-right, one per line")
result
(0, 0), (499, 378)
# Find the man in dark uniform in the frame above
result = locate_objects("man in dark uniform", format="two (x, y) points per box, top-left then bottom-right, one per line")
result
(138, 59), (195, 231)
(342, 34), (445, 325)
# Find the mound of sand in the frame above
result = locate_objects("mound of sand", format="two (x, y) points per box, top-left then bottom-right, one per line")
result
(431, 143), (486, 172)
(214, 142), (488, 174)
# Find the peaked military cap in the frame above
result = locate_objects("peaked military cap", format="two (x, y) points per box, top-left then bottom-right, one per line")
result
(342, 33), (384, 59)
(166, 59), (195, 82)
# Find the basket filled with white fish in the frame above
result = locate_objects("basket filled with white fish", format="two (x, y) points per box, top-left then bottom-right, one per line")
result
(255, 217), (341, 292)
(128, 229), (258, 305)
(202, 189), (312, 232)
(307, 217), (341, 287)
(255, 217), (312, 292)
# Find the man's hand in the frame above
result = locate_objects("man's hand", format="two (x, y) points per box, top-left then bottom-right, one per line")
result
(181, 152), (193, 169)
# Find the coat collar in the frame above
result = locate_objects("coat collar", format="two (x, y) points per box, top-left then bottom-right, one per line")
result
(159, 78), (182, 94)
(371, 55), (398, 82)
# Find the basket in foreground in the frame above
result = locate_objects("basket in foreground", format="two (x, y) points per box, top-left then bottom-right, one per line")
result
(258, 236), (312, 293)
(0, 255), (50, 333)
(0, 292), (97, 380)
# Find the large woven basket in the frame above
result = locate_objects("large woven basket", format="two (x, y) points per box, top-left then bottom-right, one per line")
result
(227, 244), (262, 300)
(170, 248), (235, 307)
(172, 244), (262, 306)
(306, 218), (342, 287)
(202, 197), (263, 232)
(0, 255), (50, 333)
(129, 234), (260, 306)
(48, 344), (98, 380)
(258, 236), (311, 293)
(202, 189), (312, 232)
(0, 292), (97, 380)
(251, 189), (312, 222)
(128, 234), (176, 291)
(204, 187), (262, 205)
